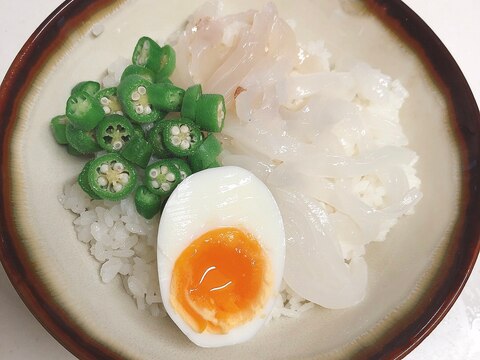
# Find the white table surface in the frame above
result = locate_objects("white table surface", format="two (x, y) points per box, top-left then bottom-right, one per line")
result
(0, 1), (479, 359)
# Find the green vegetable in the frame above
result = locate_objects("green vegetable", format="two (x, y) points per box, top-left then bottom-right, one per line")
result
(188, 134), (222, 172)
(162, 118), (202, 157)
(67, 144), (84, 157)
(78, 160), (100, 199)
(65, 122), (101, 154)
(132, 37), (163, 72)
(157, 44), (176, 79)
(155, 76), (173, 85)
(170, 158), (192, 180)
(195, 94), (225, 132)
(96, 114), (134, 152)
(145, 159), (181, 196)
(87, 153), (137, 201)
(96, 87), (123, 116)
(117, 75), (163, 123)
(121, 64), (156, 83)
(147, 121), (172, 158)
(71, 81), (100, 96)
(207, 160), (221, 169)
(181, 84), (202, 121)
(132, 123), (145, 139)
(66, 92), (104, 131)
(134, 185), (164, 219)
(148, 83), (184, 112)
(120, 135), (153, 168)
(50, 115), (69, 145)
(50, 36), (229, 219)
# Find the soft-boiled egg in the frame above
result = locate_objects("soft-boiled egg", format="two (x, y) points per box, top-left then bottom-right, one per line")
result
(157, 166), (285, 347)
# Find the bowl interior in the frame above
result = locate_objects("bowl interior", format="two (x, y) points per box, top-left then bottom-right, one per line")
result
(7, 0), (465, 358)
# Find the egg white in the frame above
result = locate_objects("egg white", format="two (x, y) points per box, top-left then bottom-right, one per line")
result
(157, 166), (285, 348)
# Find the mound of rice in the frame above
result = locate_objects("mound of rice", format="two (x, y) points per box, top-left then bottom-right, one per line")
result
(59, 183), (165, 317)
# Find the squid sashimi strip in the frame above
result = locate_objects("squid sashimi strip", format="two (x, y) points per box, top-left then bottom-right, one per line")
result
(278, 72), (356, 106)
(204, 3), (277, 105)
(295, 146), (418, 178)
(274, 189), (367, 309)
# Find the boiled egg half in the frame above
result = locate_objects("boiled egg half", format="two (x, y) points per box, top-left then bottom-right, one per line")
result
(157, 166), (285, 347)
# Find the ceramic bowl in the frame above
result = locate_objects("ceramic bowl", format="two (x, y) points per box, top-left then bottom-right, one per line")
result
(0, 0), (479, 359)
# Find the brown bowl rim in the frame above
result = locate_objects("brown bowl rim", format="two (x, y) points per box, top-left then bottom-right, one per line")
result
(0, 0), (479, 359)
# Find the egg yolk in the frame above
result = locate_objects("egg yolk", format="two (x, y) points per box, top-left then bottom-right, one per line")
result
(170, 227), (272, 334)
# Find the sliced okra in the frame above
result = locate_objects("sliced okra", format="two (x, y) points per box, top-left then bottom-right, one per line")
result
(96, 114), (134, 152)
(132, 123), (146, 139)
(188, 134), (222, 172)
(144, 160), (181, 196)
(157, 44), (176, 79)
(87, 154), (137, 201)
(50, 115), (69, 145)
(155, 76), (173, 85)
(96, 87), (124, 116)
(195, 94), (226, 132)
(117, 75), (162, 123)
(134, 185), (165, 219)
(120, 135), (153, 168)
(121, 64), (156, 83)
(162, 118), (202, 157)
(78, 160), (101, 199)
(181, 84), (202, 121)
(146, 121), (172, 158)
(132, 36), (163, 72)
(71, 81), (101, 96)
(147, 82), (184, 112)
(67, 144), (84, 157)
(66, 91), (104, 131)
(65, 122), (101, 154)
(170, 158), (192, 181)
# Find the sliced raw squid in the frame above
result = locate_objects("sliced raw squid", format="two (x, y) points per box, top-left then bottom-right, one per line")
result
(274, 189), (367, 309)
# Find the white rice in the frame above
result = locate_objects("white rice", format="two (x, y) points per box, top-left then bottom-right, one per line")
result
(59, 183), (165, 317)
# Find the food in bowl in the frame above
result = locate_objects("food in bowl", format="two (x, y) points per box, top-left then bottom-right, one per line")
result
(158, 166), (285, 347)
(55, 0), (422, 347)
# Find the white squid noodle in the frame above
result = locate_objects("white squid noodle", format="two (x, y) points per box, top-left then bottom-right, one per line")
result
(171, 1), (422, 310)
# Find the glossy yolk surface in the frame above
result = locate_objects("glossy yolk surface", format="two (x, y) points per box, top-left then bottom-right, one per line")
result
(170, 227), (272, 334)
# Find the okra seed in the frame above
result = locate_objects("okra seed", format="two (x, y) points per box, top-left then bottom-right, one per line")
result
(171, 136), (181, 146)
(135, 105), (144, 114)
(171, 126), (180, 136)
(103, 106), (111, 114)
(180, 125), (190, 134)
(161, 183), (171, 192)
(100, 97), (110, 105)
(116, 111), (124, 115)
(113, 141), (123, 150)
(180, 171), (187, 180)
(180, 140), (190, 150)
(218, 103), (225, 124)
(165, 172), (175, 182)
(113, 162), (124, 172)
(160, 166), (168, 175)
(138, 86), (146, 95)
(149, 169), (159, 178)
(118, 173), (129, 184)
(100, 164), (109, 174)
(97, 176), (108, 187)
(113, 183), (123, 192)
(131, 91), (141, 101)
(144, 105), (152, 115)
(151, 180), (160, 189)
